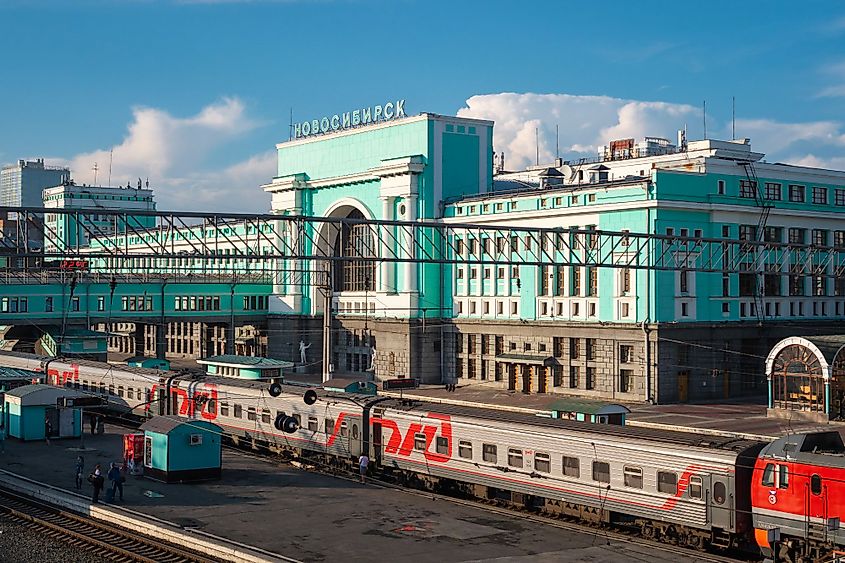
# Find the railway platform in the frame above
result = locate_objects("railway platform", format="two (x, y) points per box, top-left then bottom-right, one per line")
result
(376, 384), (845, 440)
(1, 424), (730, 563)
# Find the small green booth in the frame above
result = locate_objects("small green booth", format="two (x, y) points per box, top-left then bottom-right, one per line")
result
(546, 398), (630, 425)
(197, 355), (293, 380)
(323, 378), (378, 396)
(126, 356), (171, 371)
(4, 384), (85, 441)
(140, 417), (222, 483)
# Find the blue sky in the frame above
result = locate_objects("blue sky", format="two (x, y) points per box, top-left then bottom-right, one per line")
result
(2, 0), (844, 211)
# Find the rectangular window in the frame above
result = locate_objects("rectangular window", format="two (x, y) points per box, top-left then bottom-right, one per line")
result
(761, 463), (775, 487)
(308, 416), (318, 431)
(563, 456), (580, 478)
(569, 366), (579, 388)
(689, 475), (703, 499)
(262, 410), (271, 424)
(414, 433), (427, 451)
(765, 182), (781, 200)
(812, 186), (828, 204)
(789, 228), (806, 244)
(534, 452), (551, 473)
(624, 465), (643, 489)
(247, 407), (256, 421)
(620, 345), (634, 363)
(789, 184), (806, 202)
(813, 229), (828, 246)
(435, 437), (449, 455)
(220, 402), (229, 417)
(458, 440), (473, 460)
(586, 338), (595, 360)
(836, 189), (845, 206)
(657, 471), (678, 494)
(739, 179), (757, 198)
(717, 179), (725, 195)
(507, 448), (524, 468)
(586, 367), (596, 390)
(233, 404), (242, 419)
(45, 296), (53, 312)
(592, 461), (610, 483)
(620, 369), (634, 393)
(97, 296), (105, 311)
(778, 465), (789, 489)
(482, 443), (497, 463)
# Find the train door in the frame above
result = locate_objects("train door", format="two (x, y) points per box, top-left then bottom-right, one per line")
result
(522, 365), (532, 394)
(807, 470), (827, 521)
(349, 417), (362, 456)
(710, 476), (734, 530)
(45, 407), (60, 438)
(372, 420), (383, 465)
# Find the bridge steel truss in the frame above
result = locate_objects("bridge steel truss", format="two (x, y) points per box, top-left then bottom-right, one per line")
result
(1, 206), (844, 282)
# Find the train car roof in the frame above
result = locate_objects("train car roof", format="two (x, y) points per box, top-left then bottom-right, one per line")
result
(200, 375), (381, 406)
(377, 399), (765, 454)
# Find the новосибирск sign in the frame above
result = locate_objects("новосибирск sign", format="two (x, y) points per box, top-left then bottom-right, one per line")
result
(293, 100), (406, 139)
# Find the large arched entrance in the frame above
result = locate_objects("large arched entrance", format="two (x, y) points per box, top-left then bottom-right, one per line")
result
(766, 336), (845, 420)
(332, 208), (375, 293)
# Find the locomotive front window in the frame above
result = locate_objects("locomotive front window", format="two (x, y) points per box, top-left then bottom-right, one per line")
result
(811, 474), (822, 495)
(778, 465), (789, 489)
(688, 475), (703, 499)
(657, 471), (678, 494)
(761, 463), (775, 487)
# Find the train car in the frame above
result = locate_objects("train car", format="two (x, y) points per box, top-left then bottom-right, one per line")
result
(751, 431), (845, 562)
(371, 400), (765, 550)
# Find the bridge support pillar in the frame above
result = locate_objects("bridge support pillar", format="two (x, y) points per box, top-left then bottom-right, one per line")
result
(155, 323), (167, 360)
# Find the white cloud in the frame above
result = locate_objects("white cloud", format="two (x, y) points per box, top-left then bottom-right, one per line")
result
(457, 93), (698, 170)
(456, 92), (845, 173)
(66, 98), (275, 213)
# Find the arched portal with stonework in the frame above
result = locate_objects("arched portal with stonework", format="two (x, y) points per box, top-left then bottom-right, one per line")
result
(765, 336), (845, 420)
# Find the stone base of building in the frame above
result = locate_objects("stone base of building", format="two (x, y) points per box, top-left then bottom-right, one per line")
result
(766, 407), (829, 423)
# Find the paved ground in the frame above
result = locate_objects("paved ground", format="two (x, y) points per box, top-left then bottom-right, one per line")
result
(1, 427), (728, 563)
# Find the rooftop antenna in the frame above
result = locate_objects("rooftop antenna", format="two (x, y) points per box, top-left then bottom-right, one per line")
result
(732, 96), (736, 140)
(702, 100), (707, 139)
(535, 127), (539, 166)
(289, 107), (293, 141)
(107, 148), (113, 187)
(92, 162), (99, 185)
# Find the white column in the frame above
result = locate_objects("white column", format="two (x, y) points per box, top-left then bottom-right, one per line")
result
(379, 196), (394, 293)
(403, 195), (417, 293)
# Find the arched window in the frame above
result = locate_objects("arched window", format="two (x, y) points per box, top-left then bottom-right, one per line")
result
(771, 344), (825, 413)
(333, 209), (375, 292)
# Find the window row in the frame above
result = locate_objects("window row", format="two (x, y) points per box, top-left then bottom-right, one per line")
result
(454, 443), (705, 499)
(174, 296), (222, 311)
(737, 181), (844, 206)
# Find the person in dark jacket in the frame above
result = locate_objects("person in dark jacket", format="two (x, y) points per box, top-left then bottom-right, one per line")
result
(89, 464), (104, 503)
(107, 462), (124, 502)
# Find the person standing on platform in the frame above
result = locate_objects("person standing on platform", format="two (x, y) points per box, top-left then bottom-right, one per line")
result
(0, 425), (5, 454)
(107, 462), (124, 502)
(359, 453), (370, 483)
(44, 417), (52, 446)
(89, 415), (96, 435)
(75, 455), (85, 489)
(89, 464), (104, 503)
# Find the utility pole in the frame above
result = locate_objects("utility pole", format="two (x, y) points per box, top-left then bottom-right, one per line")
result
(320, 263), (332, 383)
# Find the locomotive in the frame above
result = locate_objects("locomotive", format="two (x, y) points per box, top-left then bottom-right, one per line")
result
(2, 351), (842, 563)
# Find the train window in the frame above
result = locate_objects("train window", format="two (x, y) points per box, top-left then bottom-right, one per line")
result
(247, 407), (257, 421)
(293, 414), (302, 428)
(308, 417), (318, 431)
(482, 443), (497, 463)
(108, 384), (115, 396)
(458, 441), (473, 459)
(624, 466), (643, 489)
(262, 410), (271, 424)
(435, 437), (449, 455)
(74, 381), (80, 390)
(508, 448), (524, 468)
(325, 418), (335, 433)
(563, 456), (580, 478)
(811, 474), (822, 495)
(207, 399), (216, 413)
(414, 433), (427, 451)
(340, 421), (348, 437)
(688, 475), (703, 499)
(534, 453), (551, 473)
(220, 402), (229, 417)
(99, 383), (105, 395)
(82, 381), (89, 391)
(233, 404), (243, 418)
(761, 463), (775, 487)
(778, 465), (789, 489)
(658, 471), (677, 494)
(592, 461), (610, 483)
(118, 386), (125, 398)
(713, 482), (726, 505)
(352, 424), (359, 440)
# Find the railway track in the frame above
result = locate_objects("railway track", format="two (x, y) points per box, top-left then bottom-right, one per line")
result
(0, 487), (221, 563)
